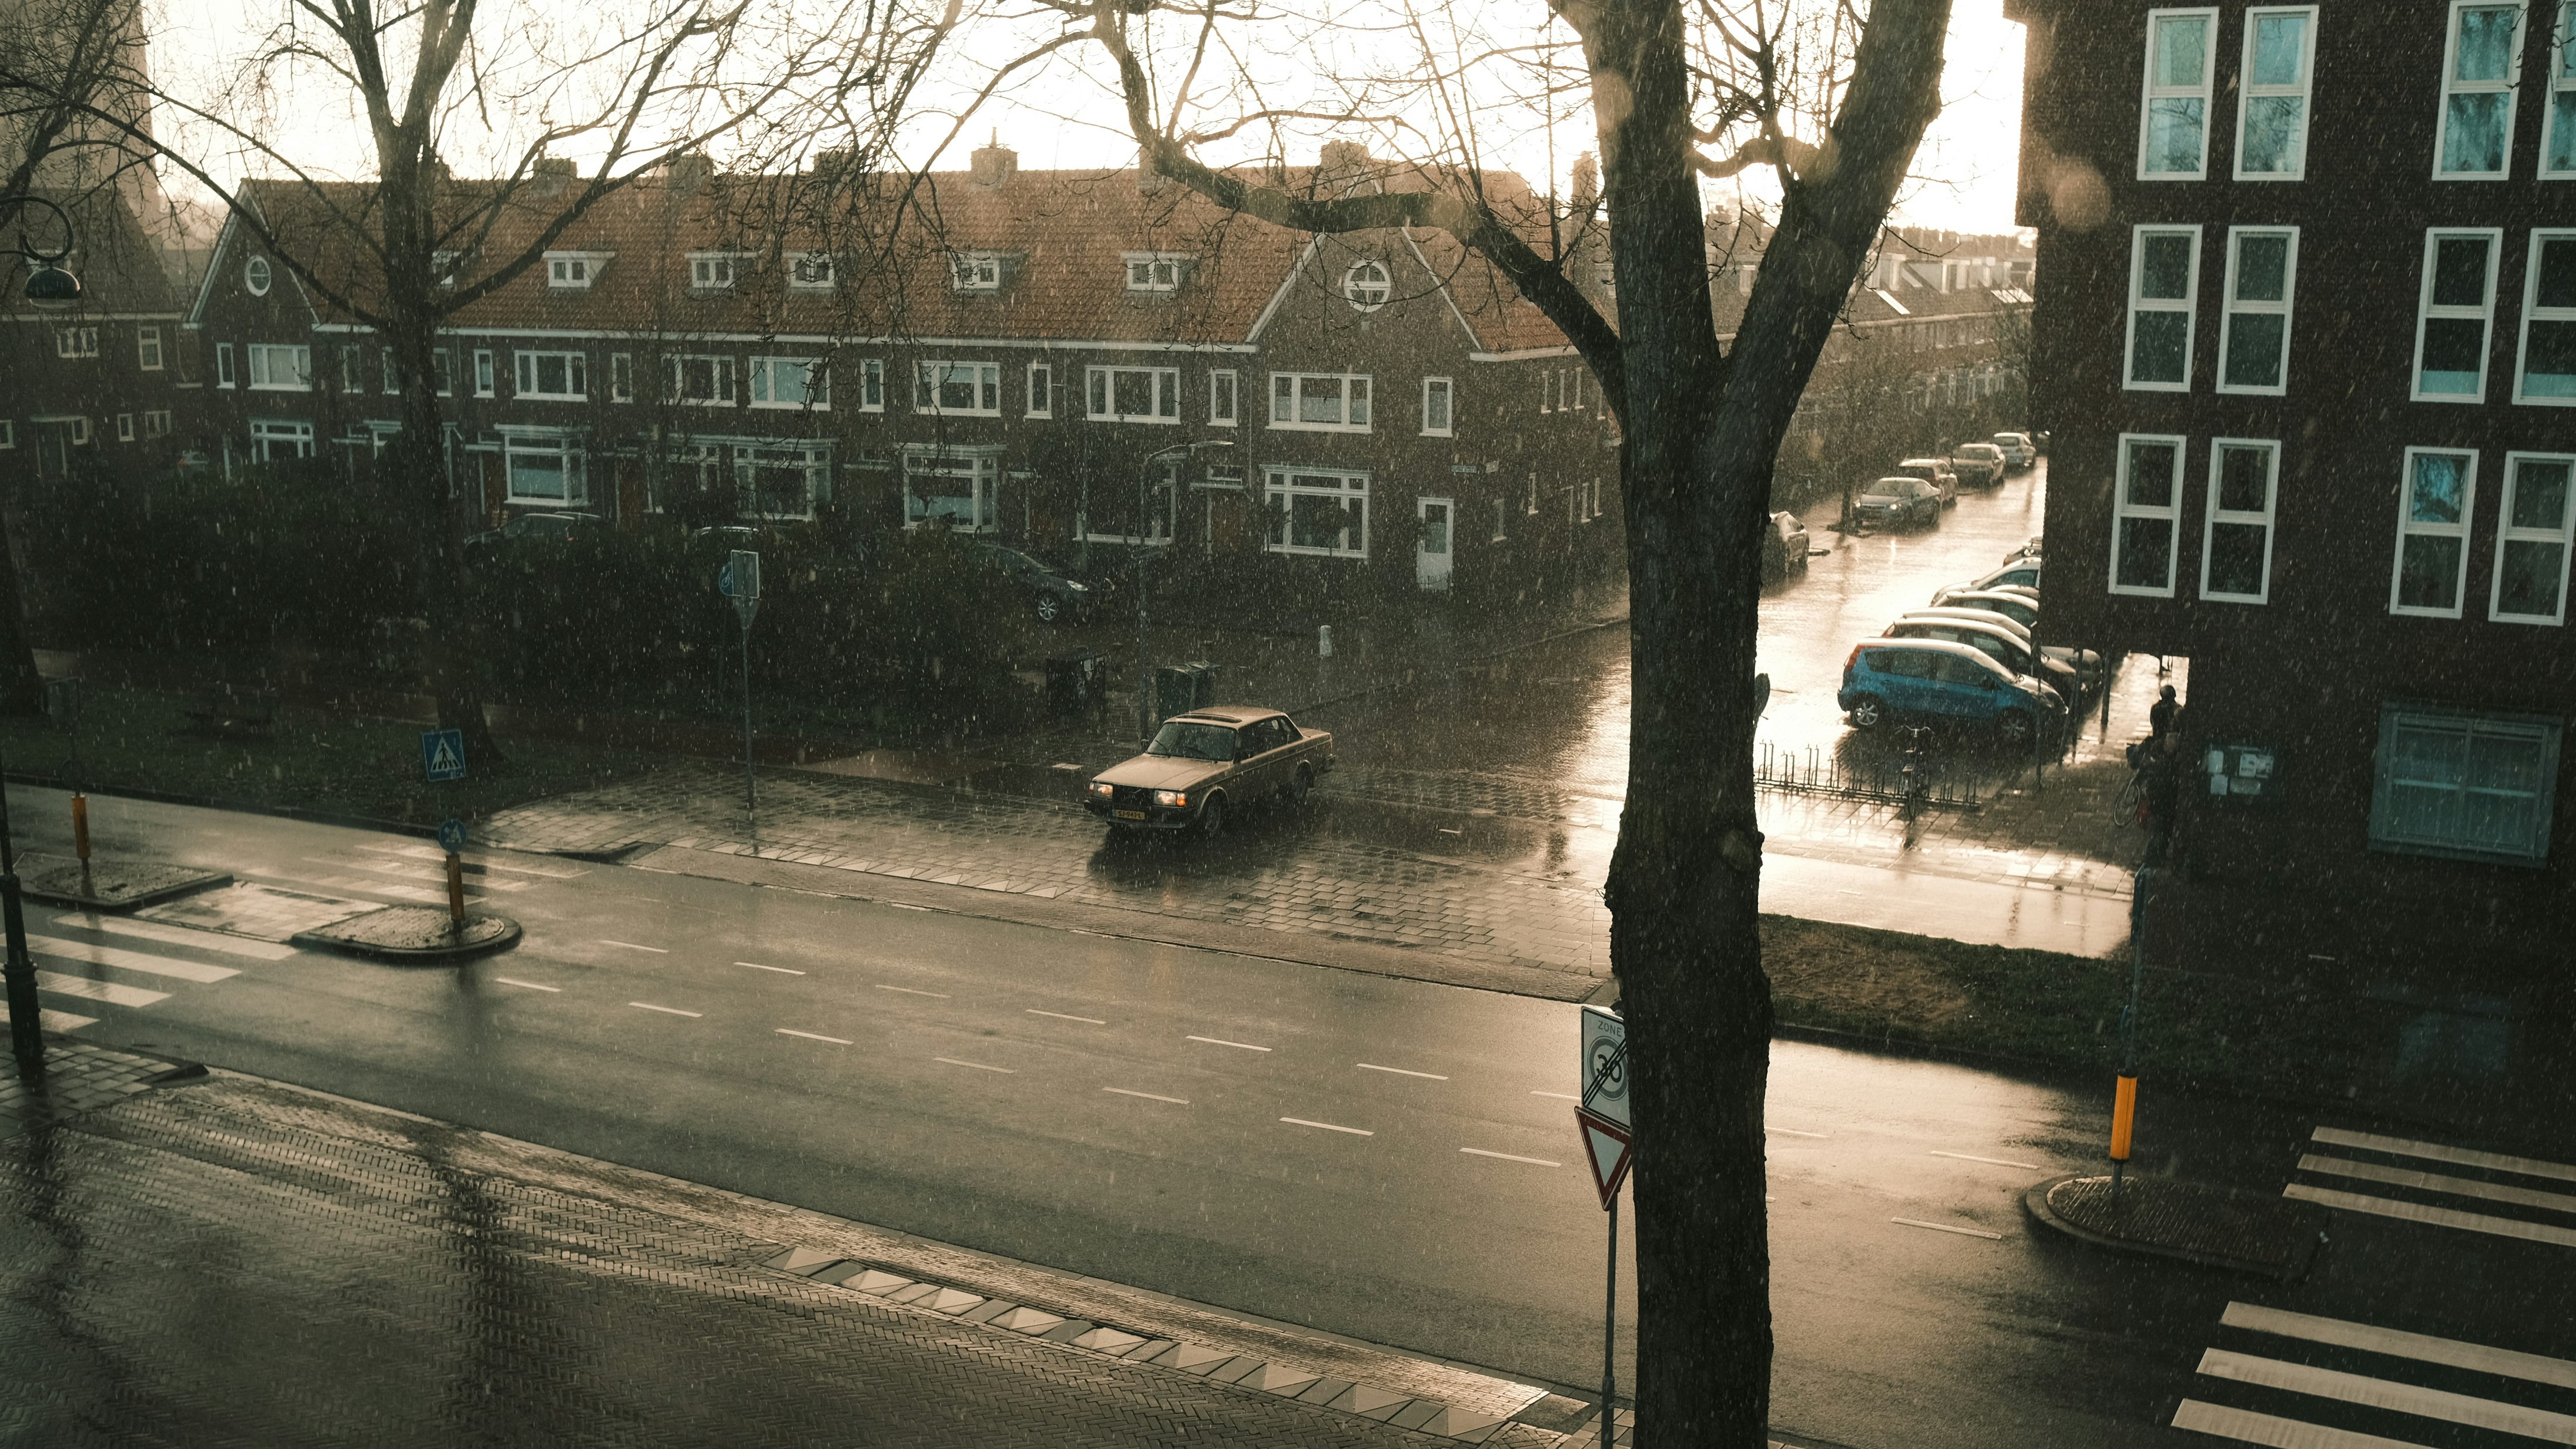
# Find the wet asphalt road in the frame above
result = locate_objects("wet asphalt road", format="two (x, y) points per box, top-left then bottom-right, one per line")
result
(16, 790), (2568, 1449)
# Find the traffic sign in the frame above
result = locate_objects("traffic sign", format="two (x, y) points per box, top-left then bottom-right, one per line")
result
(720, 549), (761, 629)
(1576, 1104), (1633, 1206)
(420, 728), (467, 783)
(1579, 1003), (1628, 1129)
(437, 817), (468, 854)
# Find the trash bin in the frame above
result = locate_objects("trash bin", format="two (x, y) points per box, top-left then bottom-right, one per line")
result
(1153, 661), (1220, 723)
(1045, 651), (1102, 717)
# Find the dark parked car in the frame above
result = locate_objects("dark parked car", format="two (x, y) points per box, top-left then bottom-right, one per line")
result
(1854, 477), (1943, 530)
(465, 510), (603, 548)
(1837, 639), (2067, 746)
(1084, 706), (1337, 838)
(1762, 511), (1811, 582)
(1949, 442), (2007, 489)
(973, 543), (1096, 624)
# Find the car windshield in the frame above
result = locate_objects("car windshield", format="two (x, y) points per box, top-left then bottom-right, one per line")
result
(1145, 720), (1237, 761)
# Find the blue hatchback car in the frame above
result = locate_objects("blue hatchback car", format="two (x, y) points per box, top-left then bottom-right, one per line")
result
(1837, 639), (2067, 745)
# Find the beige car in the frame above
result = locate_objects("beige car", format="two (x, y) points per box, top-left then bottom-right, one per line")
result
(1084, 705), (1336, 837)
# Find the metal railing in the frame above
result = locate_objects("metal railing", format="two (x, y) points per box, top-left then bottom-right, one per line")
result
(1752, 740), (1985, 812)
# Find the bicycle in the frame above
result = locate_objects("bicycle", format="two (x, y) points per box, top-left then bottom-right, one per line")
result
(1897, 725), (1933, 822)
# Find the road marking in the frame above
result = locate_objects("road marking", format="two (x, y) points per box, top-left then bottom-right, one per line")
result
(2300, 1152), (2576, 1215)
(777, 1028), (852, 1045)
(1930, 1150), (2043, 1170)
(2313, 1125), (2576, 1184)
(51, 916), (296, 960)
(1460, 1148), (1560, 1167)
(492, 977), (561, 993)
(356, 843), (586, 878)
(2170, 1399), (2431, 1448)
(2196, 1348), (2576, 1441)
(1103, 1087), (1189, 1104)
(1890, 1217), (2003, 1240)
(27, 935), (240, 984)
(600, 939), (669, 954)
(628, 1001), (701, 1017)
(1357, 1063), (1449, 1080)
(1188, 1035), (1270, 1052)
(1530, 1090), (1579, 1101)
(309, 855), (533, 892)
(2284, 1183), (2576, 1248)
(887, 902), (932, 912)
(876, 984), (950, 998)
(1765, 1126), (1828, 1138)
(737, 961), (805, 975)
(0, 1002), (95, 1031)
(34, 972), (168, 1007)
(1281, 1117), (1373, 1136)
(935, 1057), (1015, 1074)
(2219, 1302), (2576, 1389)
(1027, 1009), (1107, 1025)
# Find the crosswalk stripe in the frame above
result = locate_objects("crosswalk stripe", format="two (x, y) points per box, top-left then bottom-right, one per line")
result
(34, 971), (169, 1007)
(2300, 1152), (2576, 1216)
(355, 842), (585, 878)
(0, 1001), (97, 1031)
(2171, 1398), (2432, 1448)
(51, 914), (297, 960)
(2313, 1126), (2576, 1185)
(2220, 1303), (2576, 1390)
(2196, 1348), (2576, 1441)
(303, 858), (523, 893)
(28, 935), (241, 984)
(2286, 1183), (2576, 1249)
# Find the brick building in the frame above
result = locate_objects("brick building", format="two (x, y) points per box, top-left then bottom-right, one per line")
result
(0, 188), (194, 484)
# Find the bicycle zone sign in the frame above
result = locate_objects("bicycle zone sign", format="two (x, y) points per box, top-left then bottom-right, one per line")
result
(1575, 1004), (1632, 1207)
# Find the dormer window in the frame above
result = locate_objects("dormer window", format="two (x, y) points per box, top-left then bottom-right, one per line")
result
(789, 253), (835, 290)
(1123, 253), (1191, 292)
(951, 251), (1003, 292)
(689, 253), (748, 290)
(1343, 260), (1390, 311)
(432, 251), (461, 289)
(545, 251), (611, 289)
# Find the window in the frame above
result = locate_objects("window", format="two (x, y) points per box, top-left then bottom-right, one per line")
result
(1209, 369), (1238, 425)
(1493, 499), (1509, 542)
(431, 349), (452, 397)
(2435, 1), (2526, 178)
(1027, 363), (1053, 418)
(244, 256), (271, 295)
(905, 449), (999, 531)
(2413, 229), (2501, 401)
(216, 343), (234, 388)
(1566, 369), (1586, 410)
(1084, 365), (1180, 422)
(2515, 231), (2576, 402)
(2111, 434), (2184, 597)
(248, 418), (312, 459)
(114, 413), (134, 442)
(1082, 462), (1176, 545)
(666, 355), (736, 406)
(1540, 370), (1556, 413)
(2201, 439), (2280, 603)
(470, 349), (493, 397)
(1422, 376), (1454, 436)
(136, 326), (163, 370)
(738, 444), (831, 520)
(2137, 8), (2218, 178)
(2547, 0), (2576, 174)
(2235, 8), (2317, 178)
(609, 353), (633, 403)
(54, 327), (96, 358)
(1344, 260), (1391, 310)
(2370, 705), (2560, 865)
(951, 252), (1001, 292)
(382, 347), (401, 394)
(503, 431), (588, 503)
(333, 345), (359, 393)
(143, 409), (169, 438)
(247, 343), (311, 391)
(789, 253), (834, 290)
(2392, 448), (2479, 617)
(749, 356), (829, 409)
(1269, 372), (1373, 431)
(689, 253), (745, 290)
(514, 350), (588, 400)
(2218, 228), (2298, 393)
(1124, 253), (1189, 291)
(916, 361), (1001, 415)
(2125, 226), (2200, 389)
(432, 252), (459, 289)
(545, 253), (608, 289)
(858, 359), (885, 412)
(1265, 468), (1370, 557)
(2493, 453), (2575, 622)
(0, 421), (12, 449)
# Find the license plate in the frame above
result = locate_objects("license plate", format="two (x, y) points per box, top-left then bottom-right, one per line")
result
(1115, 809), (1147, 820)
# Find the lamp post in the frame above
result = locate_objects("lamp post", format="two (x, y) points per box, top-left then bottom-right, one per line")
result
(1134, 439), (1234, 747)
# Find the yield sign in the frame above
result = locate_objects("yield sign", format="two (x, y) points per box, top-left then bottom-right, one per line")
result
(1575, 1104), (1632, 1208)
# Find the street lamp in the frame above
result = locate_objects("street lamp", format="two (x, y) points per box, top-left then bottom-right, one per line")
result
(8, 195), (82, 310)
(1135, 438), (1235, 747)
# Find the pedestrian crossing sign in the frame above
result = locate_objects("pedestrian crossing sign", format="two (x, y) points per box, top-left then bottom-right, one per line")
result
(421, 728), (467, 783)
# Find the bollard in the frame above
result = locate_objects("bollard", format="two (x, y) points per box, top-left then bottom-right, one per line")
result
(445, 851), (465, 927)
(71, 793), (89, 864)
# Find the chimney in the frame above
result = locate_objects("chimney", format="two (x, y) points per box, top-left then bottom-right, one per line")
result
(1318, 140), (1375, 195)
(532, 157), (575, 199)
(665, 153), (713, 195)
(970, 131), (1018, 189)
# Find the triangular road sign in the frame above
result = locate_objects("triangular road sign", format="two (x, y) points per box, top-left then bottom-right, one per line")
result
(1575, 1104), (1632, 1208)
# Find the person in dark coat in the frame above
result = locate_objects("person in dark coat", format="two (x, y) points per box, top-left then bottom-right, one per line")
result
(2149, 684), (2181, 739)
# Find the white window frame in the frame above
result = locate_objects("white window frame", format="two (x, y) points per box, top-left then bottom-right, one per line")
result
(2200, 438), (2281, 604)
(736, 442), (832, 521)
(2124, 225), (2201, 391)
(1209, 369), (1238, 426)
(2390, 447), (2480, 618)
(2234, 6), (2319, 180)
(431, 348), (452, 398)
(1421, 376), (1454, 436)
(114, 412), (134, 442)
(1123, 252), (1190, 292)
(501, 428), (589, 504)
(0, 421), (13, 449)
(135, 326), (163, 371)
(1084, 365), (1181, 424)
(247, 418), (312, 459)
(216, 343), (234, 388)
(950, 251), (1002, 293)
(1269, 372), (1374, 432)
(1540, 370), (1556, 413)
(2412, 227), (2502, 403)
(2545, 0), (2576, 176)
(2216, 226), (2299, 395)
(903, 448), (1001, 532)
(2136, 7), (2220, 180)
(1492, 498), (1509, 542)
(915, 360), (1001, 416)
(246, 343), (312, 392)
(2434, 0), (2529, 180)
(858, 359), (885, 413)
(1264, 467), (1371, 558)
(382, 346), (402, 395)
(1080, 460), (1179, 547)
(1343, 260), (1391, 311)
(473, 348), (495, 397)
(545, 252), (610, 289)
(748, 355), (830, 410)
(54, 327), (95, 359)
(2110, 433), (2186, 597)
(2514, 228), (2576, 404)
(2492, 451), (2576, 623)
(2369, 704), (2560, 865)
(609, 353), (634, 403)
(514, 349), (589, 401)
(664, 354), (737, 407)
(244, 256), (271, 295)
(688, 252), (750, 290)
(143, 409), (169, 438)
(1027, 362), (1053, 418)
(788, 253), (835, 291)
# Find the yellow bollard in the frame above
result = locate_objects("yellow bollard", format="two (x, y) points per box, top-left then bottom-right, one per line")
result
(71, 793), (90, 864)
(2109, 1073), (2138, 1162)
(445, 851), (465, 927)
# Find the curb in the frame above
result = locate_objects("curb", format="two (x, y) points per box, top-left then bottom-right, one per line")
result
(2020, 1173), (2324, 1281)
(292, 908), (524, 964)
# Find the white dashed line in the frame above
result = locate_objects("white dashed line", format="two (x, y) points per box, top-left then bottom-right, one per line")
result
(1530, 1090), (1579, 1101)
(1930, 1151), (2043, 1170)
(1103, 1087), (1189, 1104)
(737, 961), (805, 975)
(1027, 1009), (1107, 1025)
(1892, 1217), (2003, 1240)
(1357, 1063), (1449, 1080)
(492, 977), (561, 993)
(1281, 1117), (1373, 1136)
(1460, 1148), (1560, 1167)
(776, 1028), (852, 1045)
(629, 1001), (702, 1017)
(1765, 1126), (1828, 1138)
(935, 1057), (1015, 1074)
(1188, 1035), (1271, 1052)
(887, 902), (932, 912)
(600, 939), (669, 954)
(875, 984), (951, 998)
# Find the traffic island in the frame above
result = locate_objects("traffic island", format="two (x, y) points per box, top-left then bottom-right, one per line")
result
(2023, 1173), (2328, 1281)
(292, 905), (521, 962)
(13, 851), (231, 911)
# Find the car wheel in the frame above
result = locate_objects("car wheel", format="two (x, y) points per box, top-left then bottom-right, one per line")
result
(1287, 766), (1312, 808)
(1996, 710), (2035, 746)
(1034, 594), (1062, 624)
(1198, 795), (1228, 839)
(1848, 694), (1887, 730)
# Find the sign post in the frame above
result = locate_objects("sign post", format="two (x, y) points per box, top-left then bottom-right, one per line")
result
(719, 551), (762, 853)
(437, 818), (468, 929)
(1575, 1003), (1631, 1427)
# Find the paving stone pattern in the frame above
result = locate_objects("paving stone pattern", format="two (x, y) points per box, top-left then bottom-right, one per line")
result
(0, 1039), (171, 1133)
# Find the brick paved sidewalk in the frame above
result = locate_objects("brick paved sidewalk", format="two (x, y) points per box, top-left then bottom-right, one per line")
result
(2, 1043), (1591, 1448)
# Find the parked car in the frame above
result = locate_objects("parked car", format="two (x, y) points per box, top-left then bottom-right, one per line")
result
(1762, 510), (1811, 583)
(972, 542), (1096, 624)
(1992, 432), (2038, 470)
(1084, 706), (1336, 838)
(1891, 457), (1959, 506)
(465, 510), (603, 548)
(1930, 590), (2104, 684)
(1949, 442), (2008, 489)
(1887, 615), (2084, 700)
(1854, 477), (1944, 530)
(2002, 534), (2043, 565)
(1930, 555), (2042, 606)
(1837, 639), (2066, 746)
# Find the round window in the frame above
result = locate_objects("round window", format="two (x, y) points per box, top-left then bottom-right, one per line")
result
(244, 256), (272, 296)
(1342, 260), (1389, 312)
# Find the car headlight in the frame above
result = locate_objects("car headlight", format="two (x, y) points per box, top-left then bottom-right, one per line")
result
(1087, 781), (1113, 798)
(1151, 789), (1188, 808)
(1067, 581), (1090, 593)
